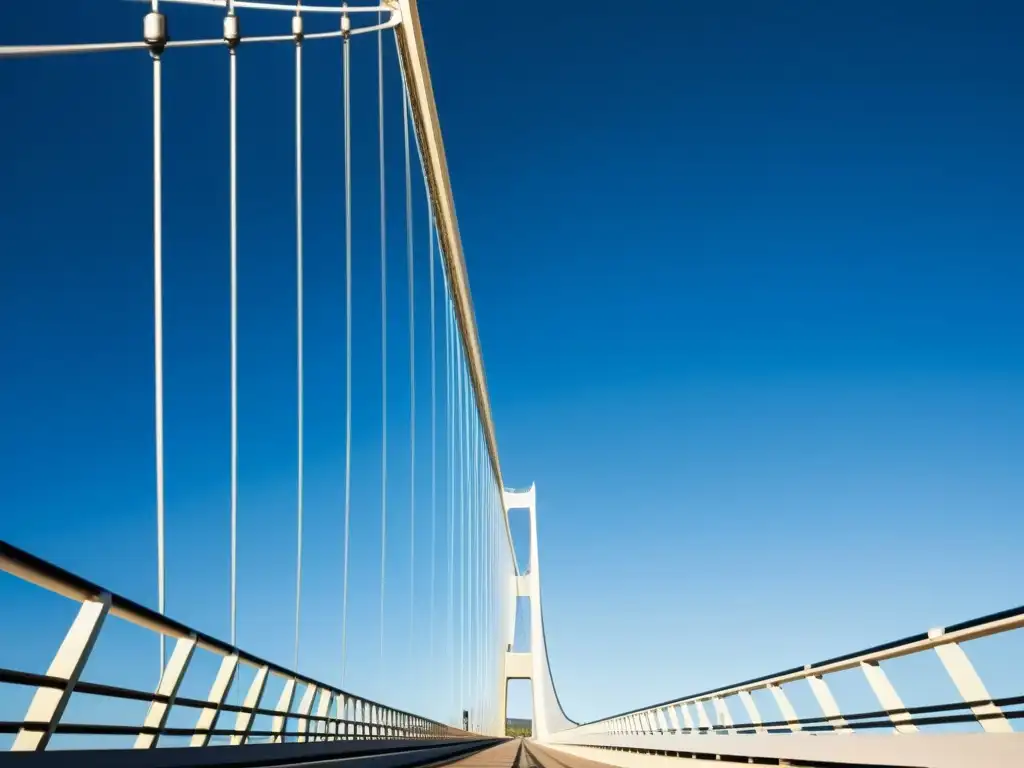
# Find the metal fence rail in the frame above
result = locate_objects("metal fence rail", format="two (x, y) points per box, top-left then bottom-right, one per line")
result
(0, 541), (470, 752)
(542, 604), (1024, 767)
(564, 603), (1024, 738)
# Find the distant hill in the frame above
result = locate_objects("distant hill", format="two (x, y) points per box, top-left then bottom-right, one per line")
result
(505, 717), (532, 736)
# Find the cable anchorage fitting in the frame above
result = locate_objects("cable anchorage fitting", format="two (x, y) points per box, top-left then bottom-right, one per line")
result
(143, 11), (168, 57)
(341, 3), (351, 39)
(292, 14), (304, 44)
(224, 13), (241, 51)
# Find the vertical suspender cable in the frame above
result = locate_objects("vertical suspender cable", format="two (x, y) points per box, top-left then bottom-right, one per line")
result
(492, 475), (497, 725)
(482, 430), (487, 721)
(468, 354), (474, 724)
(341, 6), (353, 684)
(457, 343), (465, 715)
(293, 6), (304, 672)
(377, 10), (389, 670)
(486, 475), (492, 729)
(473, 417), (480, 719)
(471, 374), (478, 725)
(226, 0), (239, 652)
(403, 78), (416, 666)
(479, 412), (484, 724)
(461, 347), (470, 721)
(148, 0), (166, 674)
(480, 438), (485, 729)
(446, 286), (455, 723)
(429, 215), (437, 665)
(471, 425), (477, 723)
(478, 418), (483, 720)
(468, 402), (475, 720)
(479, 422), (484, 717)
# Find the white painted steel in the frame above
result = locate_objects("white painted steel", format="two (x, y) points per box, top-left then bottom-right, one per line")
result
(135, 634), (197, 748)
(547, 733), (1024, 768)
(499, 486), (577, 740)
(12, 595), (111, 751)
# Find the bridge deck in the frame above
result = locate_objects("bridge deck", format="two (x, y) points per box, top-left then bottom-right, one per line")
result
(454, 740), (614, 768)
(520, 742), (614, 768)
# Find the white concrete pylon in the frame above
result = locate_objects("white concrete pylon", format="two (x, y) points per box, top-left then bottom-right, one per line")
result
(500, 484), (577, 740)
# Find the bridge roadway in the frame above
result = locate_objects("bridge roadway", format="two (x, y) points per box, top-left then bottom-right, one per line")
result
(0, 737), (620, 768)
(436, 739), (616, 768)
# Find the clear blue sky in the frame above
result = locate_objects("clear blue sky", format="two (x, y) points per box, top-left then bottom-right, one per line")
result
(1, 0), (1023, 746)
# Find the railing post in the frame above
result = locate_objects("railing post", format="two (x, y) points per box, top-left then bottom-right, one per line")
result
(738, 691), (763, 733)
(860, 661), (916, 734)
(229, 664), (269, 745)
(13, 593), (111, 752)
(679, 703), (696, 732)
(694, 700), (713, 732)
(190, 653), (239, 746)
(711, 697), (733, 733)
(271, 677), (297, 743)
(313, 687), (330, 742)
(666, 705), (681, 733)
(806, 672), (850, 733)
(324, 694), (335, 741)
(135, 634), (196, 748)
(768, 684), (801, 732)
(655, 708), (669, 733)
(328, 693), (341, 740)
(932, 632), (1012, 733)
(295, 685), (317, 743)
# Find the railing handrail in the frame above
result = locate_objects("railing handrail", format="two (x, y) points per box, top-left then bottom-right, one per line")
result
(0, 539), (456, 730)
(574, 602), (1024, 726)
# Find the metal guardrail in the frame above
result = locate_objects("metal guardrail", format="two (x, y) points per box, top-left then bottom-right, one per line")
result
(0, 540), (471, 752)
(567, 603), (1024, 737)
(544, 604), (1024, 766)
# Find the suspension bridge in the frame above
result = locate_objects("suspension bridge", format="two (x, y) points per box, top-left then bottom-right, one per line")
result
(1, 1), (1022, 767)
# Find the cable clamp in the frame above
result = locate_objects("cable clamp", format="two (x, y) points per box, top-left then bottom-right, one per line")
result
(143, 12), (168, 57)
(224, 14), (241, 51)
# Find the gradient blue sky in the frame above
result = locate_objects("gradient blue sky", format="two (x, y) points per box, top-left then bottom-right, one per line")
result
(1, 0), (1023, 744)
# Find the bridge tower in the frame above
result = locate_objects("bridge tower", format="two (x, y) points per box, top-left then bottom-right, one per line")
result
(499, 486), (576, 740)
